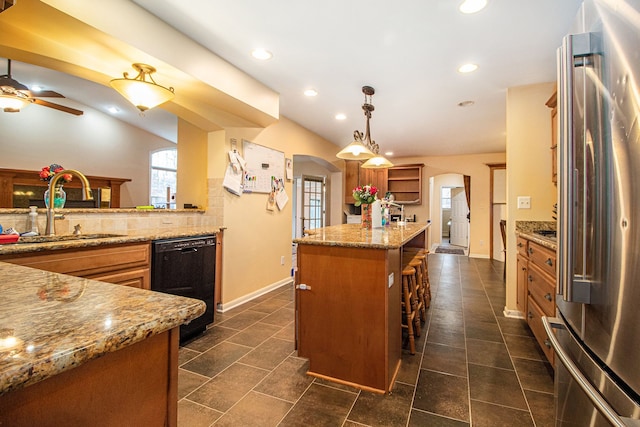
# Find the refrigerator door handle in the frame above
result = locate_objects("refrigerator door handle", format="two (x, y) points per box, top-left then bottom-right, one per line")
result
(543, 316), (639, 427)
(559, 32), (604, 305)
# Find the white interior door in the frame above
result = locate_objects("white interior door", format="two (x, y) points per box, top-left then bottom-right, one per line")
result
(450, 187), (468, 247)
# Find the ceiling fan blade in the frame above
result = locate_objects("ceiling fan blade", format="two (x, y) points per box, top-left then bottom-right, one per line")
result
(33, 98), (83, 116)
(33, 90), (64, 98)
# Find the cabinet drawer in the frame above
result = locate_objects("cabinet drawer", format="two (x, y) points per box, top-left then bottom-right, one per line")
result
(527, 263), (555, 316)
(528, 241), (556, 278)
(527, 297), (554, 365)
(516, 236), (529, 258)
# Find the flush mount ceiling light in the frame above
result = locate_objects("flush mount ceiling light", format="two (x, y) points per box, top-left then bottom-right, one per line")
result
(336, 85), (393, 168)
(109, 63), (175, 112)
(304, 88), (318, 97)
(335, 113), (347, 120)
(0, 59), (32, 112)
(458, 63), (478, 73)
(459, 0), (487, 14)
(251, 48), (273, 60)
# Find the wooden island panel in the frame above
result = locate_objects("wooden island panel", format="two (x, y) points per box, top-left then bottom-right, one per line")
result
(294, 223), (429, 393)
(297, 244), (401, 393)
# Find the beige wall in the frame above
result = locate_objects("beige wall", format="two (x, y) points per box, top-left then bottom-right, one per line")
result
(390, 153), (506, 256)
(0, 99), (175, 207)
(505, 82), (557, 313)
(177, 119), (208, 209)
(208, 117), (341, 308)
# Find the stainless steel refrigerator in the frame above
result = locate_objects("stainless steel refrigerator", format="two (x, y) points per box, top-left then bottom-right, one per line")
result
(542, 0), (640, 425)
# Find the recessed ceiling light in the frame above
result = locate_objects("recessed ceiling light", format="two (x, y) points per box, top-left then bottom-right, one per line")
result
(30, 85), (43, 92)
(335, 113), (346, 120)
(251, 48), (273, 60)
(459, 0), (487, 14)
(458, 100), (475, 107)
(384, 151), (394, 156)
(458, 63), (478, 73)
(304, 88), (318, 97)
(107, 106), (120, 114)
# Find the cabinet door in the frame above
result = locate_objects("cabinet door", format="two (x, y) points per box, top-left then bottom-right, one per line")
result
(87, 267), (150, 290)
(344, 161), (361, 203)
(365, 168), (388, 197)
(516, 254), (528, 313)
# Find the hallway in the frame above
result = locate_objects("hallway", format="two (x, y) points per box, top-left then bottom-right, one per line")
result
(177, 254), (554, 426)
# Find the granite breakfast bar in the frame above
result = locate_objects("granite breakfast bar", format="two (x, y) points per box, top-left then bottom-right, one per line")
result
(0, 262), (205, 427)
(293, 222), (429, 394)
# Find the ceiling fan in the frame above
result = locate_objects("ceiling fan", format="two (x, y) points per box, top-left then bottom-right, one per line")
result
(0, 59), (83, 116)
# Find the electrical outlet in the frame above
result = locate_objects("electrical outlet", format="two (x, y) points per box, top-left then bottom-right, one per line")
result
(280, 256), (285, 265)
(517, 196), (531, 209)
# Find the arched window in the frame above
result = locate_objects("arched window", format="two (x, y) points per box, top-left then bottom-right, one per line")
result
(150, 148), (177, 208)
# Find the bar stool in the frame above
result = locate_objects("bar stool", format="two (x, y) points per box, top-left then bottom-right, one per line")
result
(406, 258), (426, 322)
(413, 253), (431, 309)
(401, 266), (418, 355)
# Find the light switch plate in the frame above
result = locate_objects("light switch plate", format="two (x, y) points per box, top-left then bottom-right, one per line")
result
(517, 196), (531, 209)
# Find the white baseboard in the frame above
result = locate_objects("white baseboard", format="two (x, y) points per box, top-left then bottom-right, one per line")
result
(217, 276), (293, 313)
(468, 253), (490, 259)
(503, 307), (524, 319)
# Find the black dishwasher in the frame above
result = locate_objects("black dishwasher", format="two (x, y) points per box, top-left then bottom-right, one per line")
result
(151, 235), (216, 343)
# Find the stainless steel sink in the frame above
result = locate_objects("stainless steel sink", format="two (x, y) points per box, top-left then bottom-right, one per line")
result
(17, 233), (126, 244)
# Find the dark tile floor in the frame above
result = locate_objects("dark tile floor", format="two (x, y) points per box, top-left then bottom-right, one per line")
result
(177, 253), (554, 426)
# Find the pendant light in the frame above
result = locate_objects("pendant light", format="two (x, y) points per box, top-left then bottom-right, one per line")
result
(336, 86), (393, 168)
(110, 63), (175, 112)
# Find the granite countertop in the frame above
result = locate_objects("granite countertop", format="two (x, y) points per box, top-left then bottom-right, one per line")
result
(0, 226), (223, 256)
(293, 222), (430, 249)
(0, 262), (206, 396)
(515, 220), (557, 250)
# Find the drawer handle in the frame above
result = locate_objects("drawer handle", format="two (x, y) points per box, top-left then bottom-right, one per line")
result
(528, 247), (534, 254)
(544, 339), (552, 348)
(544, 293), (553, 302)
(296, 284), (311, 291)
(528, 312), (533, 319)
(518, 242), (524, 248)
(546, 258), (553, 266)
(528, 275), (533, 282)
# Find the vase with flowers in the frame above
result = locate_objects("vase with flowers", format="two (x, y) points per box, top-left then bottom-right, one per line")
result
(353, 184), (378, 229)
(39, 163), (73, 208)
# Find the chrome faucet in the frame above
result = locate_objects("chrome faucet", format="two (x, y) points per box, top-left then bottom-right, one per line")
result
(45, 169), (93, 235)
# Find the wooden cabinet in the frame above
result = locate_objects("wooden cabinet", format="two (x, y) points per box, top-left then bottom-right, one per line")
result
(0, 242), (151, 289)
(516, 253), (528, 313)
(546, 91), (558, 185)
(0, 168), (131, 208)
(387, 164), (423, 204)
(344, 161), (361, 203)
(516, 235), (557, 365)
(344, 161), (388, 203)
(362, 167), (388, 198)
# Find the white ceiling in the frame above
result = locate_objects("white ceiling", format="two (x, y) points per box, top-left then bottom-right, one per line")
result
(3, 0), (583, 157)
(131, 0), (582, 157)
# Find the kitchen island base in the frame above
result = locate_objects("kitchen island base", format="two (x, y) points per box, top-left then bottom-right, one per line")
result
(295, 223), (428, 394)
(0, 328), (179, 427)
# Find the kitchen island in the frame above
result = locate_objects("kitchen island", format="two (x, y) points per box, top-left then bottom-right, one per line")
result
(293, 222), (429, 393)
(0, 262), (205, 427)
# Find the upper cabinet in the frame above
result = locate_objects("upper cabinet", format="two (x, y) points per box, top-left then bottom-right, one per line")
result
(344, 162), (424, 205)
(387, 164), (424, 204)
(343, 161), (388, 203)
(546, 91), (558, 186)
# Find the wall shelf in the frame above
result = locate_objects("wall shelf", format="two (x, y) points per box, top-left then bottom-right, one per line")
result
(387, 164), (423, 204)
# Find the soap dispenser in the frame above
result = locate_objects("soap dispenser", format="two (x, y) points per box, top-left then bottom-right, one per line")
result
(28, 206), (39, 235)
